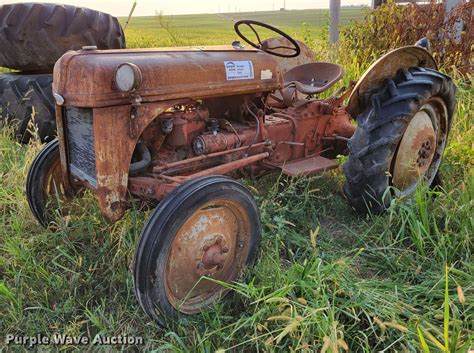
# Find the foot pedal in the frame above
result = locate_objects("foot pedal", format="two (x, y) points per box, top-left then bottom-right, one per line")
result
(280, 156), (339, 177)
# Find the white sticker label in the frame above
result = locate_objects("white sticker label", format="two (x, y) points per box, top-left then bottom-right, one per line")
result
(261, 69), (273, 80)
(224, 61), (254, 80)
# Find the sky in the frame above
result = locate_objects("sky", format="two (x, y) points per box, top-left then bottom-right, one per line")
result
(2, 0), (370, 16)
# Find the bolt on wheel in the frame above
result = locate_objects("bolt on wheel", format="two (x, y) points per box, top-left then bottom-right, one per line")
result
(133, 176), (261, 325)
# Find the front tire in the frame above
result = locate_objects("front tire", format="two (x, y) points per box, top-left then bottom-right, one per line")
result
(133, 176), (261, 325)
(343, 67), (456, 214)
(26, 139), (64, 227)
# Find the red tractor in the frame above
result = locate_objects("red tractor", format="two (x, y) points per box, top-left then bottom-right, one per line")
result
(26, 20), (456, 324)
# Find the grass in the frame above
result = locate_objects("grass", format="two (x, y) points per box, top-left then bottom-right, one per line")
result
(1, 8), (473, 352)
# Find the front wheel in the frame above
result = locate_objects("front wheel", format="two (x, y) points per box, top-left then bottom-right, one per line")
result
(133, 176), (261, 325)
(343, 67), (456, 214)
(26, 139), (65, 227)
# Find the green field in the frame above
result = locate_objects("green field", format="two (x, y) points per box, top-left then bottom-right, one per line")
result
(1, 8), (473, 352)
(121, 7), (365, 48)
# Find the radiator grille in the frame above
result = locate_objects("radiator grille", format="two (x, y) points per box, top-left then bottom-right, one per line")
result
(65, 107), (97, 187)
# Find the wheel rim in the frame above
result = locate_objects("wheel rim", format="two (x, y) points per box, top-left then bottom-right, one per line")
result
(164, 199), (251, 314)
(391, 97), (448, 197)
(36, 154), (67, 222)
(45, 159), (64, 201)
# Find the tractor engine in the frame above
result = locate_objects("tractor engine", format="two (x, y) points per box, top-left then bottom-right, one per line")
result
(145, 97), (353, 174)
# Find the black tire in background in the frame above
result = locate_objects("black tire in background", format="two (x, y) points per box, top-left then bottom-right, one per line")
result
(343, 67), (456, 214)
(0, 3), (126, 72)
(0, 73), (56, 143)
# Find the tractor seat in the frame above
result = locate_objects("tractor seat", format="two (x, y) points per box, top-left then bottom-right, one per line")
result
(283, 62), (345, 95)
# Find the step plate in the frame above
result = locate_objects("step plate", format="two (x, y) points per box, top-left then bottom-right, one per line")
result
(281, 156), (339, 177)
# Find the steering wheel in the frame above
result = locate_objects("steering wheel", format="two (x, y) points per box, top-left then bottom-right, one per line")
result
(234, 20), (301, 58)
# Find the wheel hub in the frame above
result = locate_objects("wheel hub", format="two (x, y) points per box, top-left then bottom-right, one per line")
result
(197, 235), (229, 274)
(392, 109), (437, 191)
(417, 139), (433, 168)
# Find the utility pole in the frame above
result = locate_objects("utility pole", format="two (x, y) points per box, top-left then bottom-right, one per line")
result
(444, 0), (464, 41)
(123, 1), (137, 31)
(372, 0), (383, 8)
(444, 0), (466, 11)
(329, 0), (341, 44)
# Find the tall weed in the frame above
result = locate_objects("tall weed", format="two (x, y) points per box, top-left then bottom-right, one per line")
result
(340, 0), (473, 75)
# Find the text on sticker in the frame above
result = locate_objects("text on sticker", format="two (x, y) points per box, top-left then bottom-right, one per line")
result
(224, 61), (254, 80)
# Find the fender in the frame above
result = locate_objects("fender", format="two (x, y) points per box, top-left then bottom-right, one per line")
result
(347, 46), (437, 118)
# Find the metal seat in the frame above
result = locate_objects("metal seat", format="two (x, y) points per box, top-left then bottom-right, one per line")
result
(283, 62), (345, 95)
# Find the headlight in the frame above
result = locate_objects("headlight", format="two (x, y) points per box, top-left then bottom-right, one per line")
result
(114, 63), (142, 92)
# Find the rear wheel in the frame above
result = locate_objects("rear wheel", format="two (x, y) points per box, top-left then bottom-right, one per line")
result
(0, 73), (55, 143)
(343, 67), (456, 214)
(26, 139), (65, 227)
(133, 176), (261, 325)
(0, 3), (125, 72)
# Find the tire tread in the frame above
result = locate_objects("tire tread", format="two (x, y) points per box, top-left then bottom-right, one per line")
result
(0, 73), (55, 143)
(0, 3), (126, 72)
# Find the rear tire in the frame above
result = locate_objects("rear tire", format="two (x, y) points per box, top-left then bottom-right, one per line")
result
(0, 73), (55, 143)
(134, 176), (261, 325)
(343, 67), (456, 214)
(0, 3), (126, 72)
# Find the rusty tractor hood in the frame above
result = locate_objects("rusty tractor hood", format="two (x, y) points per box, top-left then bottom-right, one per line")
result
(53, 46), (284, 108)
